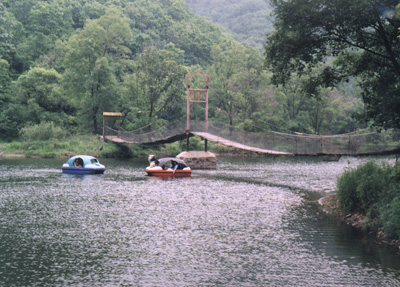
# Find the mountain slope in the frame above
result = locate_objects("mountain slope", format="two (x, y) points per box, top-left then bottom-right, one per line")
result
(185, 0), (274, 53)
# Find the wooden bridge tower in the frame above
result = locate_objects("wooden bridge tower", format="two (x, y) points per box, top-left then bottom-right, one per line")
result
(102, 112), (122, 142)
(185, 72), (210, 152)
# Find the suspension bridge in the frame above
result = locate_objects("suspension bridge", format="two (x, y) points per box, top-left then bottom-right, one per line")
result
(101, 74), (400, 157)
(102, 120), (400, 156)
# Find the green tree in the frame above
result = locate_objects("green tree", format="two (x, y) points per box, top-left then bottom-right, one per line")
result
(265, 0), (400, 130)
(79, 57), (118, 132)
(167, 16), (223, 66)
(124, 0), (223, 66)
(28, 1), (73, 39)
(118, 44), (186, 131)
(209, 44), (237, 125)
(224, 45), (262, 124)
(0, 3), (14, 60)
(0, 3), (24, 74)
(63, 7), (132, 133)
(209, 42), (264, 126)
(3, 0), (38, 26)
(276, 79), (307, 123)
(120, 68), (146, 130)
(125, 0), (172, 53)
(80, 1), (107, 22)
(306, 91), (330, 135)
(15, 67), (73, 127)
(135, 47), (187, 126)
(0, 58), (19, 140)
(263, 68), (364, 134)
(14, 1), (74, 72)
(0, 59), (11, 96)
(186, 0), (274, 53)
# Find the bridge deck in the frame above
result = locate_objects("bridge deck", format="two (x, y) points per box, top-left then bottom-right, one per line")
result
(102, 133), (293, 156)
(192, 132), (293, 155)
(102, 122), (400, 156)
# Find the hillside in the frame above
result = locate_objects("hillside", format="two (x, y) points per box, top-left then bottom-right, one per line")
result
(185, 0), (274, 53)
(0, 0), (366, 143)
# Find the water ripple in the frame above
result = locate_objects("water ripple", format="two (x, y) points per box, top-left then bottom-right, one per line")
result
(0, 157), (399, 286)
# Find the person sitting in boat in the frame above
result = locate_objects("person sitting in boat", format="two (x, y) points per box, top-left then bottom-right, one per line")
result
(170, 160), (178, 171)
(148, 154), (157, 167)
(146, 155), (162, 170)
(168, 160), (186, 171)
(74, 158), (83, 168)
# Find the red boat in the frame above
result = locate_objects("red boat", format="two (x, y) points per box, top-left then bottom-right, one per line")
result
(145, 157), (191, 177)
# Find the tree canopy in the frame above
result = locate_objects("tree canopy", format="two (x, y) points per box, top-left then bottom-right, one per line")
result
(186, 0), (274, 53)
(0, 0), (369, 142)
(265, 0), (400, 129)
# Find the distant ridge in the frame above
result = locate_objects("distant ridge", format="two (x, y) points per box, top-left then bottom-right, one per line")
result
(185, 0), (274, 53)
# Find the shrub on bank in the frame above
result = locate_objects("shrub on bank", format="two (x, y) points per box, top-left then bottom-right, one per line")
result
(337, 161), (400, 239)
(1, 135), (135, 158)
(20, 122), (69, 141)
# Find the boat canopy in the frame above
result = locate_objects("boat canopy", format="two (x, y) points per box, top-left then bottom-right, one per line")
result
(65, 155), (101, 167)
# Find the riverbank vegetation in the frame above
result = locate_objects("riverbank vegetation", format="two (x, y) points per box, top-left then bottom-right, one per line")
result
(0, 136), (126, 158)
(265, 0), (400, 131)
(266, 0), (400, 243)
(1, 0), (371, 148)
(335, 161), (400, 241)
(0, 129), (237, 159)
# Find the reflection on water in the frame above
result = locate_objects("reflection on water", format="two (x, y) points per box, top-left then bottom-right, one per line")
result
(1, 156), (400, 286)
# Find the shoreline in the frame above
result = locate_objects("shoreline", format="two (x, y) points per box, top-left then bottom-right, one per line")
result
(319, 193), (400, 250)
(0, 153), (25, 158)
(4, 151), (400, 250)
(0, 148), (269, 159)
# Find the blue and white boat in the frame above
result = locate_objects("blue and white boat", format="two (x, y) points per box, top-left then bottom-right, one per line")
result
(62, 155), (106, 174)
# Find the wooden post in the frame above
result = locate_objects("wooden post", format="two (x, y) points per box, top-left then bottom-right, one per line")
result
(185, 72), (210, 152)
(186, 86), (190, 151)
(187, 86), (190, 132)
(205, 88), (208, 132)
(118, 116), (121, 138)
(102, 112), (122, 142)
(186, 132), (190, 152)
(205, 87), (208, 152)
(320, 137), (323, 154)
(103, 115), (105, 142)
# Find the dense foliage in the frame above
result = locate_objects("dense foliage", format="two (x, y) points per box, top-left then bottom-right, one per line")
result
(185, 0), (274, 53)
(337, 161), (400, 239)
(265, 0), (400, 130)
(0, 0), (366, 142)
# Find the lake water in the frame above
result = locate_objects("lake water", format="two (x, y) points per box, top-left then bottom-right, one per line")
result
(1, 156), (400, 286)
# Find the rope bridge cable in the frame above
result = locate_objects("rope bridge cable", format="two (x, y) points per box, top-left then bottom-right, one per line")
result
(104, 121), (400, 156)
(104, 121), (189, 144)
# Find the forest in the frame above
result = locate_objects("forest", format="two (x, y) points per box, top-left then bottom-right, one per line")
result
(0, 0), (398, 144)
(185, 0), (274, 53)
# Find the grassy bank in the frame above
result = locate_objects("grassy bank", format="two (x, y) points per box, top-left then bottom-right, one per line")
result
(0, 121), (278, 158)
(0, 136), (130, 158)
(322, 161), (400, 245)
(0, 134), (241, 159)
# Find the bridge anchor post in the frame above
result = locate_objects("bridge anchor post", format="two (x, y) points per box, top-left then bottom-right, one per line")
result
(186, 131), (190, 152)
(177, 151), (217, 169)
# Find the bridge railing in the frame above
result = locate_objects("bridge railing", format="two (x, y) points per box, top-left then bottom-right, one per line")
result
(193, 121), (400, 155)
(105, 121), (188, 144)
(105, 120), (400, 155)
